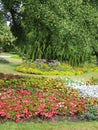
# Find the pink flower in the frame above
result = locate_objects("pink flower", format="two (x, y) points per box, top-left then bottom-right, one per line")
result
(18, 89), (32, 96)
(2, 88), (7, 92)
(43, 93), (48, 98)
(44, 112), (53, 118)
(38, 107), (42, 112)
(57, 102), (65, 108)
(40, 103), (46, 109)
(70, 111), (75, 116)
(22, 98), (29, 104)
(16, 100), (20, 104)
(18, 96), (22, 99)
(16, 113), (24, 118)
(16, 118), (20, 122)
(14, 105), (23, 111)
(49, 96), (58, 102)
(0, 101), (4, 108)
(51, 106), (58, 111)
(25, 111), (32, 119)
(24, 108), (28, 114)
(71, 105), (75, 109)
(37, 92), (43, 100)
(6, 114), (11, 119)
(0, 110), (6, 117)
(34, 112), (39, 115)
(82, 110), (87, 113)
(6, 105), (12, 110)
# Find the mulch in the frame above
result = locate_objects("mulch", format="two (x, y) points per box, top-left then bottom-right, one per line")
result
(0, 115), (85, 124)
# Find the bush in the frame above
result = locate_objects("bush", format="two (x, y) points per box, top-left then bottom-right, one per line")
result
(80, 105), (98, 121)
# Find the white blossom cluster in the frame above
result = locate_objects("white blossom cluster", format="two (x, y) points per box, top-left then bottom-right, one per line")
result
(61, 78), (98, 98)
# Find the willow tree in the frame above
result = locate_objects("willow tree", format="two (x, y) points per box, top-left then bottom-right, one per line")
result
(1, 0), (98, 65)
(20, 0), (98, 65)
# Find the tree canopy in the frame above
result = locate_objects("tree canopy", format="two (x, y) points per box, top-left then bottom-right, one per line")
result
(1, 0), (98, 65)
(0, 0), (15, 51)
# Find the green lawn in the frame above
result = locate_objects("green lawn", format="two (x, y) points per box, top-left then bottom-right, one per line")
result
(67, 71), (98, 81)
(0, 57), (23, 75)
(0, 121), (98, 130)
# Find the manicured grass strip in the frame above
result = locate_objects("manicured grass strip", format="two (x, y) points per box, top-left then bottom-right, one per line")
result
(0, 121), (98, 130)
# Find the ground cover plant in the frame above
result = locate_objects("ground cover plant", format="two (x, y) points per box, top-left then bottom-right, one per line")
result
(0, 73), (98, 123)
(16, 60), (98, 76)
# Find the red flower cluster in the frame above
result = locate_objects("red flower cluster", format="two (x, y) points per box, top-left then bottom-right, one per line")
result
(0, 87), (92, 122)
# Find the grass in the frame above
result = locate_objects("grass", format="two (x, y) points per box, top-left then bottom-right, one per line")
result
(0, 57), (23, 75)
(11, 54), (21, 59)
(0, 121), (98, 130)
(67, 72), (98, 81)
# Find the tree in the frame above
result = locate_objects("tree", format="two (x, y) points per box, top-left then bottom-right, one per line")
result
(21, 0), (98, 65)
(1, 0), (98, 65)
(0, 0), (15, 51)
(0, 0), (21, 51)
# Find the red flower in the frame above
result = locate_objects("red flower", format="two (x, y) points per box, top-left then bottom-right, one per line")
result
(24, 108), (28, 114)
(82, 109), (87, 113)
(16, 113), (24, 118)
(0, 110), (6, 117)
(14, 105), (23, 111)
(22, 98), (29, 104)
(70, 111), (75, 116)
(6, 114), (11, 119)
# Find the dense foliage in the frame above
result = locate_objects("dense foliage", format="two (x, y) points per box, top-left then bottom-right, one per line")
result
(1, 0), (98, 65)
(0, 0), (15, 51)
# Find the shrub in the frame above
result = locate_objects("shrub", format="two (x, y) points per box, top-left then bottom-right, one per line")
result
(80, 105), (98, 121)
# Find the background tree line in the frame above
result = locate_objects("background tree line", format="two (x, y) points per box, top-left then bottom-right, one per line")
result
(0, 0), (98, 65)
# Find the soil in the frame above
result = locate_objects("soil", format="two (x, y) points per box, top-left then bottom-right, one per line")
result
(0, 115), (85, 124)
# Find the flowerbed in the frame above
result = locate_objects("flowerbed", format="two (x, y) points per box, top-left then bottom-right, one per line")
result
(61, 78), (98, 98)
(0, 73), (98, 122)
(16, 62), (98, 76)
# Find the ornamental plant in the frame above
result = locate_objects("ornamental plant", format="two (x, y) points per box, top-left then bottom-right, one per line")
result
(16, 62), (98, 76)
(0, 86), (98, 122)
(80, 105), (98, 121)
(0, 73), (98, 122)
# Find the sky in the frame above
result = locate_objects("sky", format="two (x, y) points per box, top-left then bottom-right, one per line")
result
(7, 21), (10, 26)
